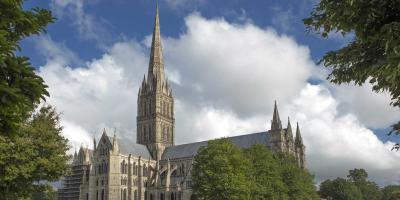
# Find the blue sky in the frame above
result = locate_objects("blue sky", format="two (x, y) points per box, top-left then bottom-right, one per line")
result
(22, 0), (342, 66)
(21, 0), (400, 185)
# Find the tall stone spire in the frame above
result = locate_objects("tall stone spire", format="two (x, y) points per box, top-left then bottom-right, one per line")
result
(148, 1), (165, 86)
(271, 101), (282, 130)
(295, 122), (303, 146)
(137, 2), (175, 160)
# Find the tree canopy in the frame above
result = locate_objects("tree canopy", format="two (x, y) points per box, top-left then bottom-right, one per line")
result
(191, 139), (251, 200)
(192, 139), (319, 200)
(320, 178), (362, 200)
(0, 0), (53, 135)
(0, 1), (69, 199)
(319, 168), (383, 200)
(304, 0), (400, 136)
(347, 169), (382, 200)
(381, 185), (400, 200)
(0, 106), (70, 199)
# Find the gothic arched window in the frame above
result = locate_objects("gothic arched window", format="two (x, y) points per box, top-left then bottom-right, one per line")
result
(134, 190), (138, 200)
(160, 193), (165, 200)
(163, 101), (166, 115)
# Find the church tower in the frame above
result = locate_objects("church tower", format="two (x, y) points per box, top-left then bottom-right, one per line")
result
(137, 3), (174, 160)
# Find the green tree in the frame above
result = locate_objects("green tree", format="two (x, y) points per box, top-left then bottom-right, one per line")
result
(31, 184), (57, 200)
(192, 139), (319, 200)
(303, 0), (400, 136)
(243, 144), (288, 200)
(381, 185), (400, 200)
(347, 169), (382, 200)
(192, 139), (251, 200)
(319, 178), (362, 200)
(276, 153), (320, 200)
(0, 0), (53, 135)
(0, 106), (70, 199)
(0, 1), (69, 199)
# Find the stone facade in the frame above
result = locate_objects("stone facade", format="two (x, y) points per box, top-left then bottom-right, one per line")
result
(58, 4), (306, 200)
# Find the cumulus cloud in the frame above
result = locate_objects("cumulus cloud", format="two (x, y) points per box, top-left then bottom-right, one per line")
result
(164, 14), (314, 117)
(332, 83), (400, 129)
(285, 84), (400, 185)
(37, 37), (147, 149)
(36, 13), (399, 185)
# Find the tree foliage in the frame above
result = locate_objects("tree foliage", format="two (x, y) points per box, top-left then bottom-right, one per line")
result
(320, 178), (362, 200)
(303, 0), (400, 135)
(192, 139), (251, 200)
(319, 168), (384, 200)
(0, 106), (70, 199)
(382, 185), (400, 200)
(0, 0), (53, 135)
(192, 139), (319, 200)
(243, 145), (288, 200)
(348, 169), (382, 200)
(31, 184), (57, 200)
(0, 1), (69, 199)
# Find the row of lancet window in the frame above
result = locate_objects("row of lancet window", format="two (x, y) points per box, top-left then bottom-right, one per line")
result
(120, 161), (150, 177)
(119, 190), (180, 200)
(121, 177), (128, 185)
(96, 189), (105, 200)
(121, 160), (128, 174)
(95, 161), (108, 175)
(139, 124), (172, 142)
(145, 192), (179, 200)
(99, 147), (109, 156)
(140, 100), (172, 117)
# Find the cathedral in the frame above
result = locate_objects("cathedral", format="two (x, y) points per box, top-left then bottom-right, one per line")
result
(58, 4), (305, 200)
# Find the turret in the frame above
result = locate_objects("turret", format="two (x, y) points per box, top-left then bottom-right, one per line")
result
(295, 122), (306, 168)
(286, 117), (295, 155)
(271, 100), (282, 130)
(268, 101), (286, 153)
(112, 130), (119, 154)
(286, 117), (293, 140)
(295, 122), (303, 146)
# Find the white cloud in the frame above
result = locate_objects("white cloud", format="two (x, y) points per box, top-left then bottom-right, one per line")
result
(164, 14), (314, 116)
(285, 84), (400, 185)
(37, 38), (147, 146)
(35, 36), (82, 66)
(36, 13), (400, 186)
(332, 83), (400, 129)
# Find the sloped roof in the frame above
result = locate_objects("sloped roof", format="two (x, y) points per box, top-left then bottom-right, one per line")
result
(111, 136), (152, 158)
(120, 143), (152, 158)
(162, 131), (271, 160)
